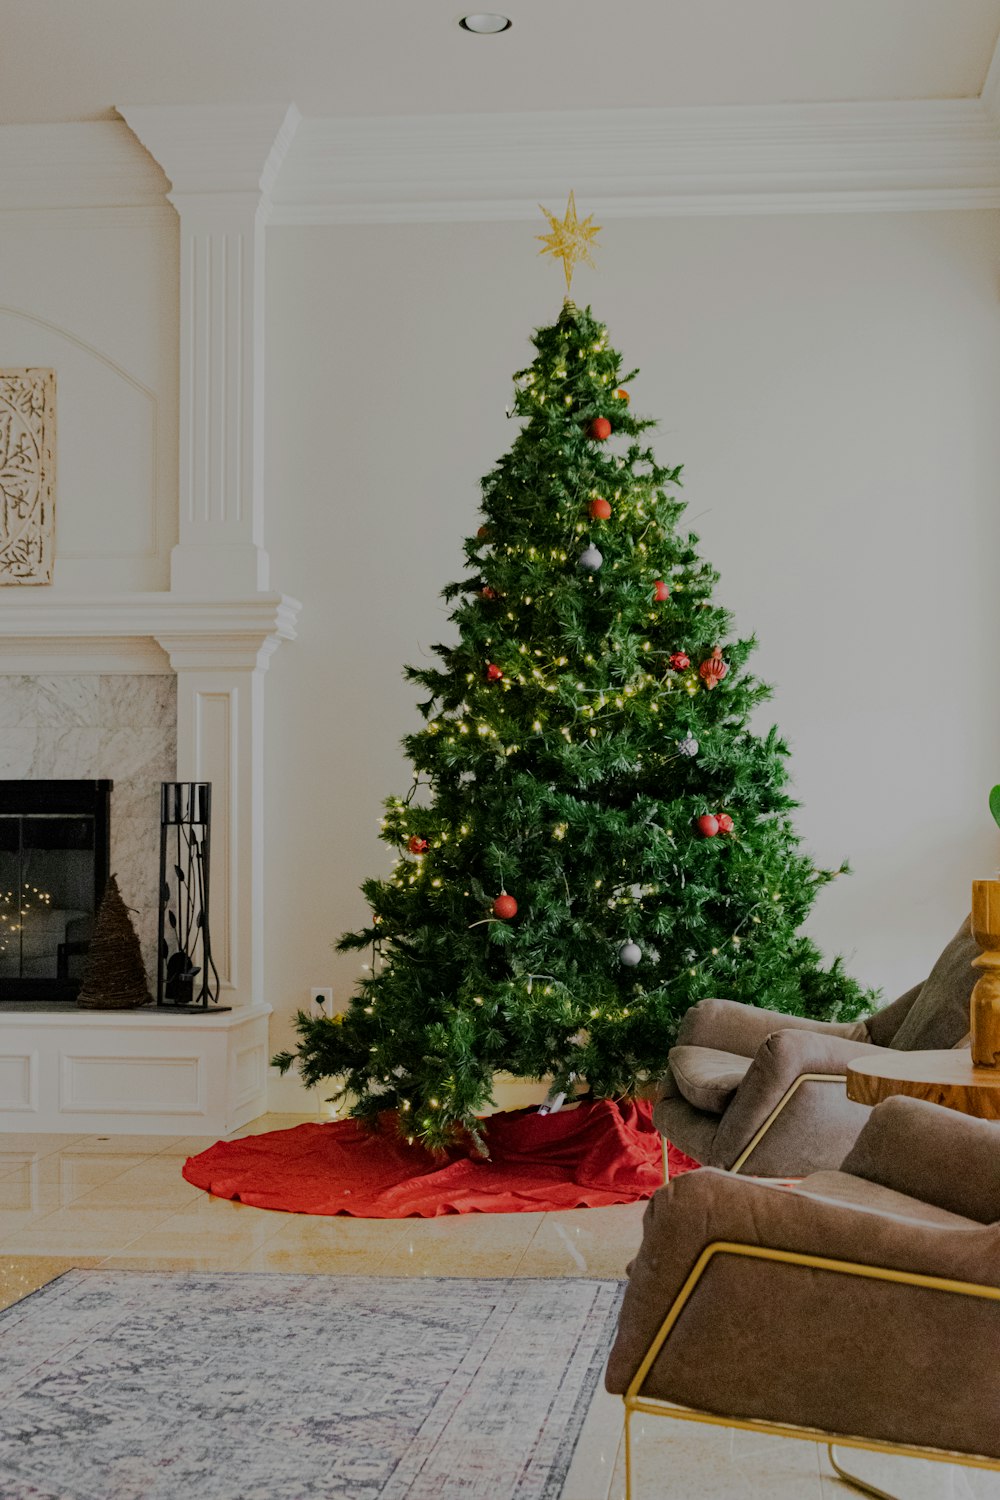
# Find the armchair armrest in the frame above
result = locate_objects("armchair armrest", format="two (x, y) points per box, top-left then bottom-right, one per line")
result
(608, 1167), (997, 1395)
(606, 1167), (1000, 1459)
(676, 996), (869, 1058)
(842, 1096), (1000, 1224)
(711, 1028), (885, 1168)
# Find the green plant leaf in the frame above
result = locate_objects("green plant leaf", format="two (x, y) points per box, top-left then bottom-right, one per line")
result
(989, 785), (1000, 831)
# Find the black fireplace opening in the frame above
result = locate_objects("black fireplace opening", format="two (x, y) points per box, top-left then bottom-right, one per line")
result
(0, 780), (112, 1003)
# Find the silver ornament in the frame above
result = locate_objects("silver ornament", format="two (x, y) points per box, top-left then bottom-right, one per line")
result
(578, 545), (603, 573)
(619, 941), (642, 967)
(677, 733), (699, 758)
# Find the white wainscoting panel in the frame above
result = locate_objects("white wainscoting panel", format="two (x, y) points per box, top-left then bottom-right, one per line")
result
(60, 1054), (203, 1114)
(0, 1004), (270, 1134)
(0, 1051), (37, 1112)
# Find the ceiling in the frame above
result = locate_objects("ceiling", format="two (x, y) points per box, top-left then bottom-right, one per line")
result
(0, 0), (998, 127)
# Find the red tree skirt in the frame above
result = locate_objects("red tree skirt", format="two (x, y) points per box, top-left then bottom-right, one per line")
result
(182, 1097), (699, 1218)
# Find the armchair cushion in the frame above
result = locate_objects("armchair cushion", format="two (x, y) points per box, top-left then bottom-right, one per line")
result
(675, 996), (869, 1059)
(841, 1095), (1000, 1224)
(797, 1168), (974, 1228)
(710, 1027), (885, 1170)
(888, 917), (978, 1051)
(667, 1045), (753, 1114)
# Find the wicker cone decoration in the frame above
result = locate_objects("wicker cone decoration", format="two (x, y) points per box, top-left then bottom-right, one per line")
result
(77, 873), (153, 1010)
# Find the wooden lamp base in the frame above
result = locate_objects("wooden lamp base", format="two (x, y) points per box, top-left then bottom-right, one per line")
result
(971, 879), (1000, 1068)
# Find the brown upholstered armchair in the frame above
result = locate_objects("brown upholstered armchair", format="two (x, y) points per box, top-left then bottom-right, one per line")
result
(654, 919), (978, 1177)
(607, 1095), (1000, 1500)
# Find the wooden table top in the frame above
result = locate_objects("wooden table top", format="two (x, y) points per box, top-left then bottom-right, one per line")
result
(846, 1048), (1000, 1120)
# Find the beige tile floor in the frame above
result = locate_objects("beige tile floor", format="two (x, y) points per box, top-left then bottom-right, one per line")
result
(1, 1112), (997, 1500)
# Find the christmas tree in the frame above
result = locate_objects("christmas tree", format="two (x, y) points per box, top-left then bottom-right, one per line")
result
(275, 199), (873, 1149)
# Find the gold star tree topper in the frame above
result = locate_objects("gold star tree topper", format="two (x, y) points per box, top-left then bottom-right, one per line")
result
(537, 191), (601, 294)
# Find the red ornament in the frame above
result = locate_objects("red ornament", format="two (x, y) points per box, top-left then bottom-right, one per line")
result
(485, 663), (503, 682)
(615, 388), (630, 404)
(481, 585), (496, 600)
(716, 813), (734, 834)
(407, 835), (428, 854)
(493, 893), (518, 920)
(699, 647), (728, 690)
(587, 417), (612, 441)
(669, 652), (690, 672)
(696, 814), (720, 839)
(653, 580), (670, 602)
(589, 497), (612, 520)
(477, 525), (491, 540)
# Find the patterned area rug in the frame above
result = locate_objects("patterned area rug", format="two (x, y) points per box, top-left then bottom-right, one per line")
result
(0, 1271), (623, 1500)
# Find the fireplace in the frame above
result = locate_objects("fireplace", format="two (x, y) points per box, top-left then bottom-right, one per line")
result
(0, 780), (112, 1003)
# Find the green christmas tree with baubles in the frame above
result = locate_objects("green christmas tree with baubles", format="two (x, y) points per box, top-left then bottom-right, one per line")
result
(275, 196), (873, 1150)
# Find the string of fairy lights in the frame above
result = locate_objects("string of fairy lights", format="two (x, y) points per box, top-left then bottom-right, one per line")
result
(0, 884), (53, 956)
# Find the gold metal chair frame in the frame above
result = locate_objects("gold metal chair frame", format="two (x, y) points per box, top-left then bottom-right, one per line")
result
(623, 1240), (1000, 1500)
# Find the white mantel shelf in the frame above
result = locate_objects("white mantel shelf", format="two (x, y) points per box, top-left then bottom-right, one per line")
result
(0, 1003), (273, 1134)
(0, 1004), (270, 1029)
(0, 592), (301, 674)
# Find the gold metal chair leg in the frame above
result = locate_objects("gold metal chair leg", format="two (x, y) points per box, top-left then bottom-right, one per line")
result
(828, 1443), (901, 1500)
(624, 1406), (634, 1500)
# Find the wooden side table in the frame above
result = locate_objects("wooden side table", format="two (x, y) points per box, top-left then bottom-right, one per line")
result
(846, 1049), (1000, 1121)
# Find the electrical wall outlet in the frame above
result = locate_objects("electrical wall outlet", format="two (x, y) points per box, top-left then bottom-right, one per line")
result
(310, 986), (334, 1019)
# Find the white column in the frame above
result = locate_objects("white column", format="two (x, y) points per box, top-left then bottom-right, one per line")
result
(118, 104), (301, 595)
(155, 618), (294, 1009)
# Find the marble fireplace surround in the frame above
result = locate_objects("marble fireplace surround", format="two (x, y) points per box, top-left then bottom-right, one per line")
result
(0, 594), (300, 1134)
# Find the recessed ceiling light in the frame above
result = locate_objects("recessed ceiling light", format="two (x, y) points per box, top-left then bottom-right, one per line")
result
(459, 14), (512, 34)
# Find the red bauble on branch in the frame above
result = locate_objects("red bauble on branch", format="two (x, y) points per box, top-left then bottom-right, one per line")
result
(614, 388), (630, 404)
(493, 893), (518, 920)
(716, 813), (734, 834)
(652, 580), (670, 602)
(485, 663), (504, 682)
(481, 585), (496, 600)
(669, 652), (690, 672)
(587, 417), (612, 441)
(408, 836), (428, 854)
(696, 814), (720, 838)
(699, 647), (728, 689)
(477, 525), (491, 540)
(589, 497), (612, 520)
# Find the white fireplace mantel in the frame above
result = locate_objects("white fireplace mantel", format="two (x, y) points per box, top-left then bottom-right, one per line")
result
(0, 592), (301, 1133)
(0, 592), (300, 674)
(0, 107), (307, 1134)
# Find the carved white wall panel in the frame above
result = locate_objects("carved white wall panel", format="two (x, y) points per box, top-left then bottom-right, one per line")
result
(0, 368), (54, 584)
(0, 310), (170, 592)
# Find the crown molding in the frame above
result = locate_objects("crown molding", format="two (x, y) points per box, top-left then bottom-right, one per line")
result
(268, 100), (1000, 223)
(0, 121), (169, 213)
(0, 95), (997, 222)
(116, 102), (301, 205)
(983, 27), (1000, 124)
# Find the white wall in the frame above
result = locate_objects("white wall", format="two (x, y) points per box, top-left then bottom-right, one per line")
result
(0, 220), (179, 592)
(263, 209), (1000, 1070)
